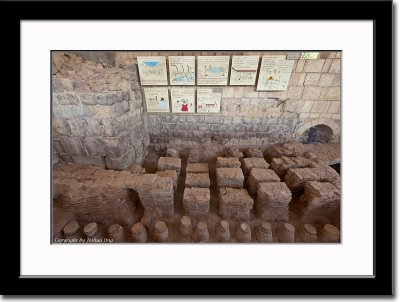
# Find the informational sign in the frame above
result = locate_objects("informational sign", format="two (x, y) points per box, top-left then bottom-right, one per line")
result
(197, 56), (230, 85)
(170, 88), (196, 113)
(168, 56), (195, 85)
(143, 88), (170, 113)
(137, 56), (168, 85)
(256, 55), (294, 91)
(300, 52), (319, 60)
(196, 88), (221, 113)
(229, 56), (259, 85)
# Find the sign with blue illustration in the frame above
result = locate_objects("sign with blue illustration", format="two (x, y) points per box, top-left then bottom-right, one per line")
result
(197, 56), (230, 85)
(168, 56), (195, 85)
(143, 88), (170, 113)
(137, 56), (168, 85)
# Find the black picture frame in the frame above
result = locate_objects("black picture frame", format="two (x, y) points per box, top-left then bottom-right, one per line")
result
(4, 0), (393, 296)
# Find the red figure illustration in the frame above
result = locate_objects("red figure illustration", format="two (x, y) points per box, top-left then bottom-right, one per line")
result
(181, 104), (188, 111)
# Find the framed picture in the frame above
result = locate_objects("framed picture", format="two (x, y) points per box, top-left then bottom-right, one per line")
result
(11, 0), (393, 296)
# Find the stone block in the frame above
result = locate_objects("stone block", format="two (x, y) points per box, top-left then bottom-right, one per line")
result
(186, 163), (209, 173)
(53, 93), (79, 105)
(300, 181), (340, 224)
(284, 167), (321, 192)
(303, 59), (325, 72)
(247, 168), (280, 197)
(105, 148), (135, 170)
(241, 157), (270, 176)
(216, 157), (241, 168)
(318, 224), (340, 242)
(302, 86), (322, 100)
(256, 182), (292, 221)
(71, 155), (106, 168)
(270, 156), (309, 177)
(187, 146), (200, 163)
(329, 59), (340, 73)
(318, 73), (335, 86)
(244, 148), (263, 158)
(156, 170), (178, 191)
(158, 157), (182, 174)
(218, 188), (254, 220)
(79, 93), (98, 106)
(185, 173), (210, 188)
(304, 73), (321, 86)
(183, 187), (210, 216)
(53, 77), (73, 93)
(216, 168), (244, 188)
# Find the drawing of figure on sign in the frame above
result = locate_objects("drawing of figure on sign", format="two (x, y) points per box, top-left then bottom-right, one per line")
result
(170, 88), (195, 113)
(168, 56), (195, 85)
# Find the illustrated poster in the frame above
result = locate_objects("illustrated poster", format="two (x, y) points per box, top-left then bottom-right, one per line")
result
(196, 88), (221, 113)
(168, 56), (195, 85)
(256, 55), (294, 91)
(229, 56), (259, 85)
(137, 56), (168, 85)
(197, 56), (230, 85)
(143, 88), (170, 113)
(170, 88), (196, 113)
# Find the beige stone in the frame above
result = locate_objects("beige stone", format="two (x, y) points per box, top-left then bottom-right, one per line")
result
(303, 59), (325, 72)
(248, 168), (281, 197)
(216, 157), (241, 168)
(186, 163), (209, 173)
(329, 59), (340, 73)
(302, 86), (322, 100)
(185, 173), (210, 188)
(287, 86), (304, 99)
(219, 188), (254, 220)
(241, 157), (270, 176)
(216, 168), (244, 188)
(158, 157), (181, 174)
(318, 73), (335, 86)
(304, 73), (321, 86)
(183, 187), (210, 216)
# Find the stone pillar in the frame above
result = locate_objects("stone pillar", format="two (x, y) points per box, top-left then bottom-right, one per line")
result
(256, 222), (273, 243)
(131, 222), (148, 243)
(216, 220), (230, 242)
(236, 223), (252, 243)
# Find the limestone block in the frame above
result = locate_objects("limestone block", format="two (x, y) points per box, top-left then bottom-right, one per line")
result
(187, 146), (200, 163)
(185, 173), (210, 188)
(244, 148), (263, 158)
(186, 163), (209, 174)
(156, 170), (178, 191)
(270, 156), (309, 177)
(158, 157), (181, 174)
(241, 157), (270, 176)
(248, 168), (280, 197)
(183, 187), (210, 216)
(284, 167), (321, 192)
(216, 157), (241, 168)
(300, 181), (340, 224)
(256, 182), (292, 221)
(218, 188), (254, 220)
(216, 168), (244, 188)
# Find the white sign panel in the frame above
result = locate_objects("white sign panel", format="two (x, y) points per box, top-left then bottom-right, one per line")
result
(137, 56), (168, 85)
(196, 88), (221, 113)
(229, 56), (259, 85)
(143, 88), (170, 113)
(168, 56), (195, 85)
(197, 56), (230, 85)
(170, 88), (196, 113)
(257, 55), (294, 91)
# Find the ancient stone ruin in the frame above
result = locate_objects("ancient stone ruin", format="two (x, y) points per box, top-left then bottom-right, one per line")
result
(52, 51), (341, 243)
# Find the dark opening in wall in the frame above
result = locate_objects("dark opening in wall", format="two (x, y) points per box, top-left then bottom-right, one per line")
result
(330, 163), (340, 175)
(299, 124), (333, 144)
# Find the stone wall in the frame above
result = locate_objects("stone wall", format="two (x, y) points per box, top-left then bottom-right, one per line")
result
(52, 51), (341, 168)
(52, 52), (149, 170)
(114, 51), (341, 153)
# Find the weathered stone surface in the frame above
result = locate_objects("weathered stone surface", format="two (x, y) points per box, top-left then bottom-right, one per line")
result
(300, 181), (340, 224)
(247, 168), (280, 197)
(185, 173), (210, 188)
(284, 167), (321, 192)
(318, 224), (340, 242)
(244, 148), (263, 158)
(236, 222), (252, 243)
(241, 157), (270, 176)
(193, 221), (210, 242)
(156, 170), (178, 191)
(216, 220), (230, 242)
(72, 155), (106, 168)
(219, 188), (254, 220)
(186, 163), (209, 174)
(296, 224), (317, 242)
(216, 157), (241, 168)
(187, 146), (200, 163)
(166, 147), (180, 158)
(158, 157), (181, 174)
(216, 168), (244, 188)
(183, 188), (210, 216)
(105, 147), (135, 170)
(256, 222), (273, 243)
(270, 156), (309, 177)
(277, 223), (295, 242)
(256, 182), (292, 221)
